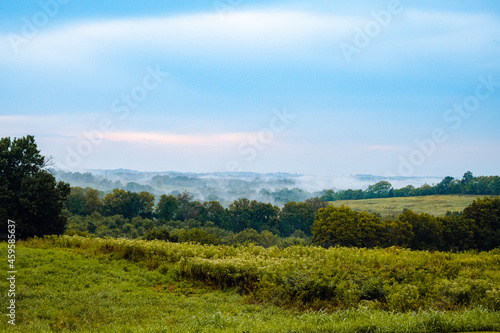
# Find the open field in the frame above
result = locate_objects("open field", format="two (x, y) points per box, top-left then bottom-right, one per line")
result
(1, 237), (499, 332)
(329, 195), (497, 218)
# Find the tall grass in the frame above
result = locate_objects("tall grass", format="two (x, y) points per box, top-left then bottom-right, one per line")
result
(23, 235), (500, 312)
(2, 241), (500, 332)
(330, 194), (497, 218)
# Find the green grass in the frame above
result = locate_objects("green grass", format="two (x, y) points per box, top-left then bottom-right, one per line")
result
(1, 238), (499, 332)
(329, 195), (497, 218)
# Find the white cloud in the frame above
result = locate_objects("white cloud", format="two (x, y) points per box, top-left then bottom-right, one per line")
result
(0, 10), (360, 66)
(102, 131), (256, 146)
(1, 7), (498, 70)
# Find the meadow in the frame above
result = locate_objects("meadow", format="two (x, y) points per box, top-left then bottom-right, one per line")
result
(1, 236), (499, 332)
(329, 195), (496, 218)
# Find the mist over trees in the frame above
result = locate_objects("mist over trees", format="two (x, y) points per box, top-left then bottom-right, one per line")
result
(2, 136), (500, 251)
(52, 168), (500, 207)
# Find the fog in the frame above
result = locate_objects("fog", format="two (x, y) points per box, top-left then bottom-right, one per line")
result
(52, 169), (444, 206)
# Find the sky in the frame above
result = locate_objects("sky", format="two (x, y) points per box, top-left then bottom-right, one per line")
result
(1, 0), (499, 178)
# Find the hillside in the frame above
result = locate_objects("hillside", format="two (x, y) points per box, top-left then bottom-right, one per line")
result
(330, 195), (497, 218)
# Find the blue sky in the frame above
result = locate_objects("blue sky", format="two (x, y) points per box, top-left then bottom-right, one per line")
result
(1, 0), (499, 177)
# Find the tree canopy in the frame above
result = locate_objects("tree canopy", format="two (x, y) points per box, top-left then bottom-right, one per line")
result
(0, 135), (70, 238)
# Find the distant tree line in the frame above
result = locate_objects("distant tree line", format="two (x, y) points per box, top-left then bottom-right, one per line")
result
(320, 171), (500, 201)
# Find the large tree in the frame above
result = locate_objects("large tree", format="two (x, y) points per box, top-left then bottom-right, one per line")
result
(156, 194), (178, 221)
(311, 205), (359, 248)
(102, 189), (155, 219)
(0, 135), (70, 238)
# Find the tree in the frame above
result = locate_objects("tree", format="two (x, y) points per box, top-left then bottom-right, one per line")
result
(436, 176), (454, 194)
(175, 191), (199, 222)
(279, 201), (318, 237)
(137, 191), (155, 218)
(461, 171), (474, 187)
(305, 197), (328, 211)
(311, 205), (359, 248)
(382, 218), (413, 248)
(143, 227), (174, 242)
(232, 228), (262, 245)
(393, 185), (415, 197)
(103, 189), (131, 218)
(356, 211), (386, 248)
(229, 198), (253, 232)
(102, 189), (155, 219)
(250, 201), (280, 233)
(85, 188), (102, 215)
(397, 210), (443, 250)
(178, 228), (220, 245)
(0, 135), (70, 238)
(156, 194), (178, 221)
(66, 187), (87, 215)
(199, 201), (230, 230)
(462, 197), (500, 251)
(365, 181), (392, 199)
(439, 214), (476, 251)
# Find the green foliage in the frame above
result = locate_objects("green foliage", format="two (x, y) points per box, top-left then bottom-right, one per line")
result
(312, 205), (392, 248)
(0, 135), (70, 238)
(279, 201), (321, 237)
(66, 187), (103, 216)
(20, 236), (500, 316)
(462, 196), (500, 250)
(439, 214), (476, 251)
(387, 284), (420, 312)
(199, 200), (231, 229)
(398, 210), (443, 250)
(143, 226), (175, 242)
(312, 197), (500, 251)
(231, 228), (281, 248)
(228, 199), (280, 233)
(365, 181), (392, 199)
(3, 242), (500, 332)
(312, 205), (359, 247)
(321, 171), (500, 202)
(65, 187), (86, 215)
(177, 228), (220, 245)
(155, 194), (178, 220)
(102, 189), (154, 219)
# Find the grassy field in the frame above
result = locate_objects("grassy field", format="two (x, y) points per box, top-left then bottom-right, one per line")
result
(329, 195), (497, 218)
(1, 237), (499, 332)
